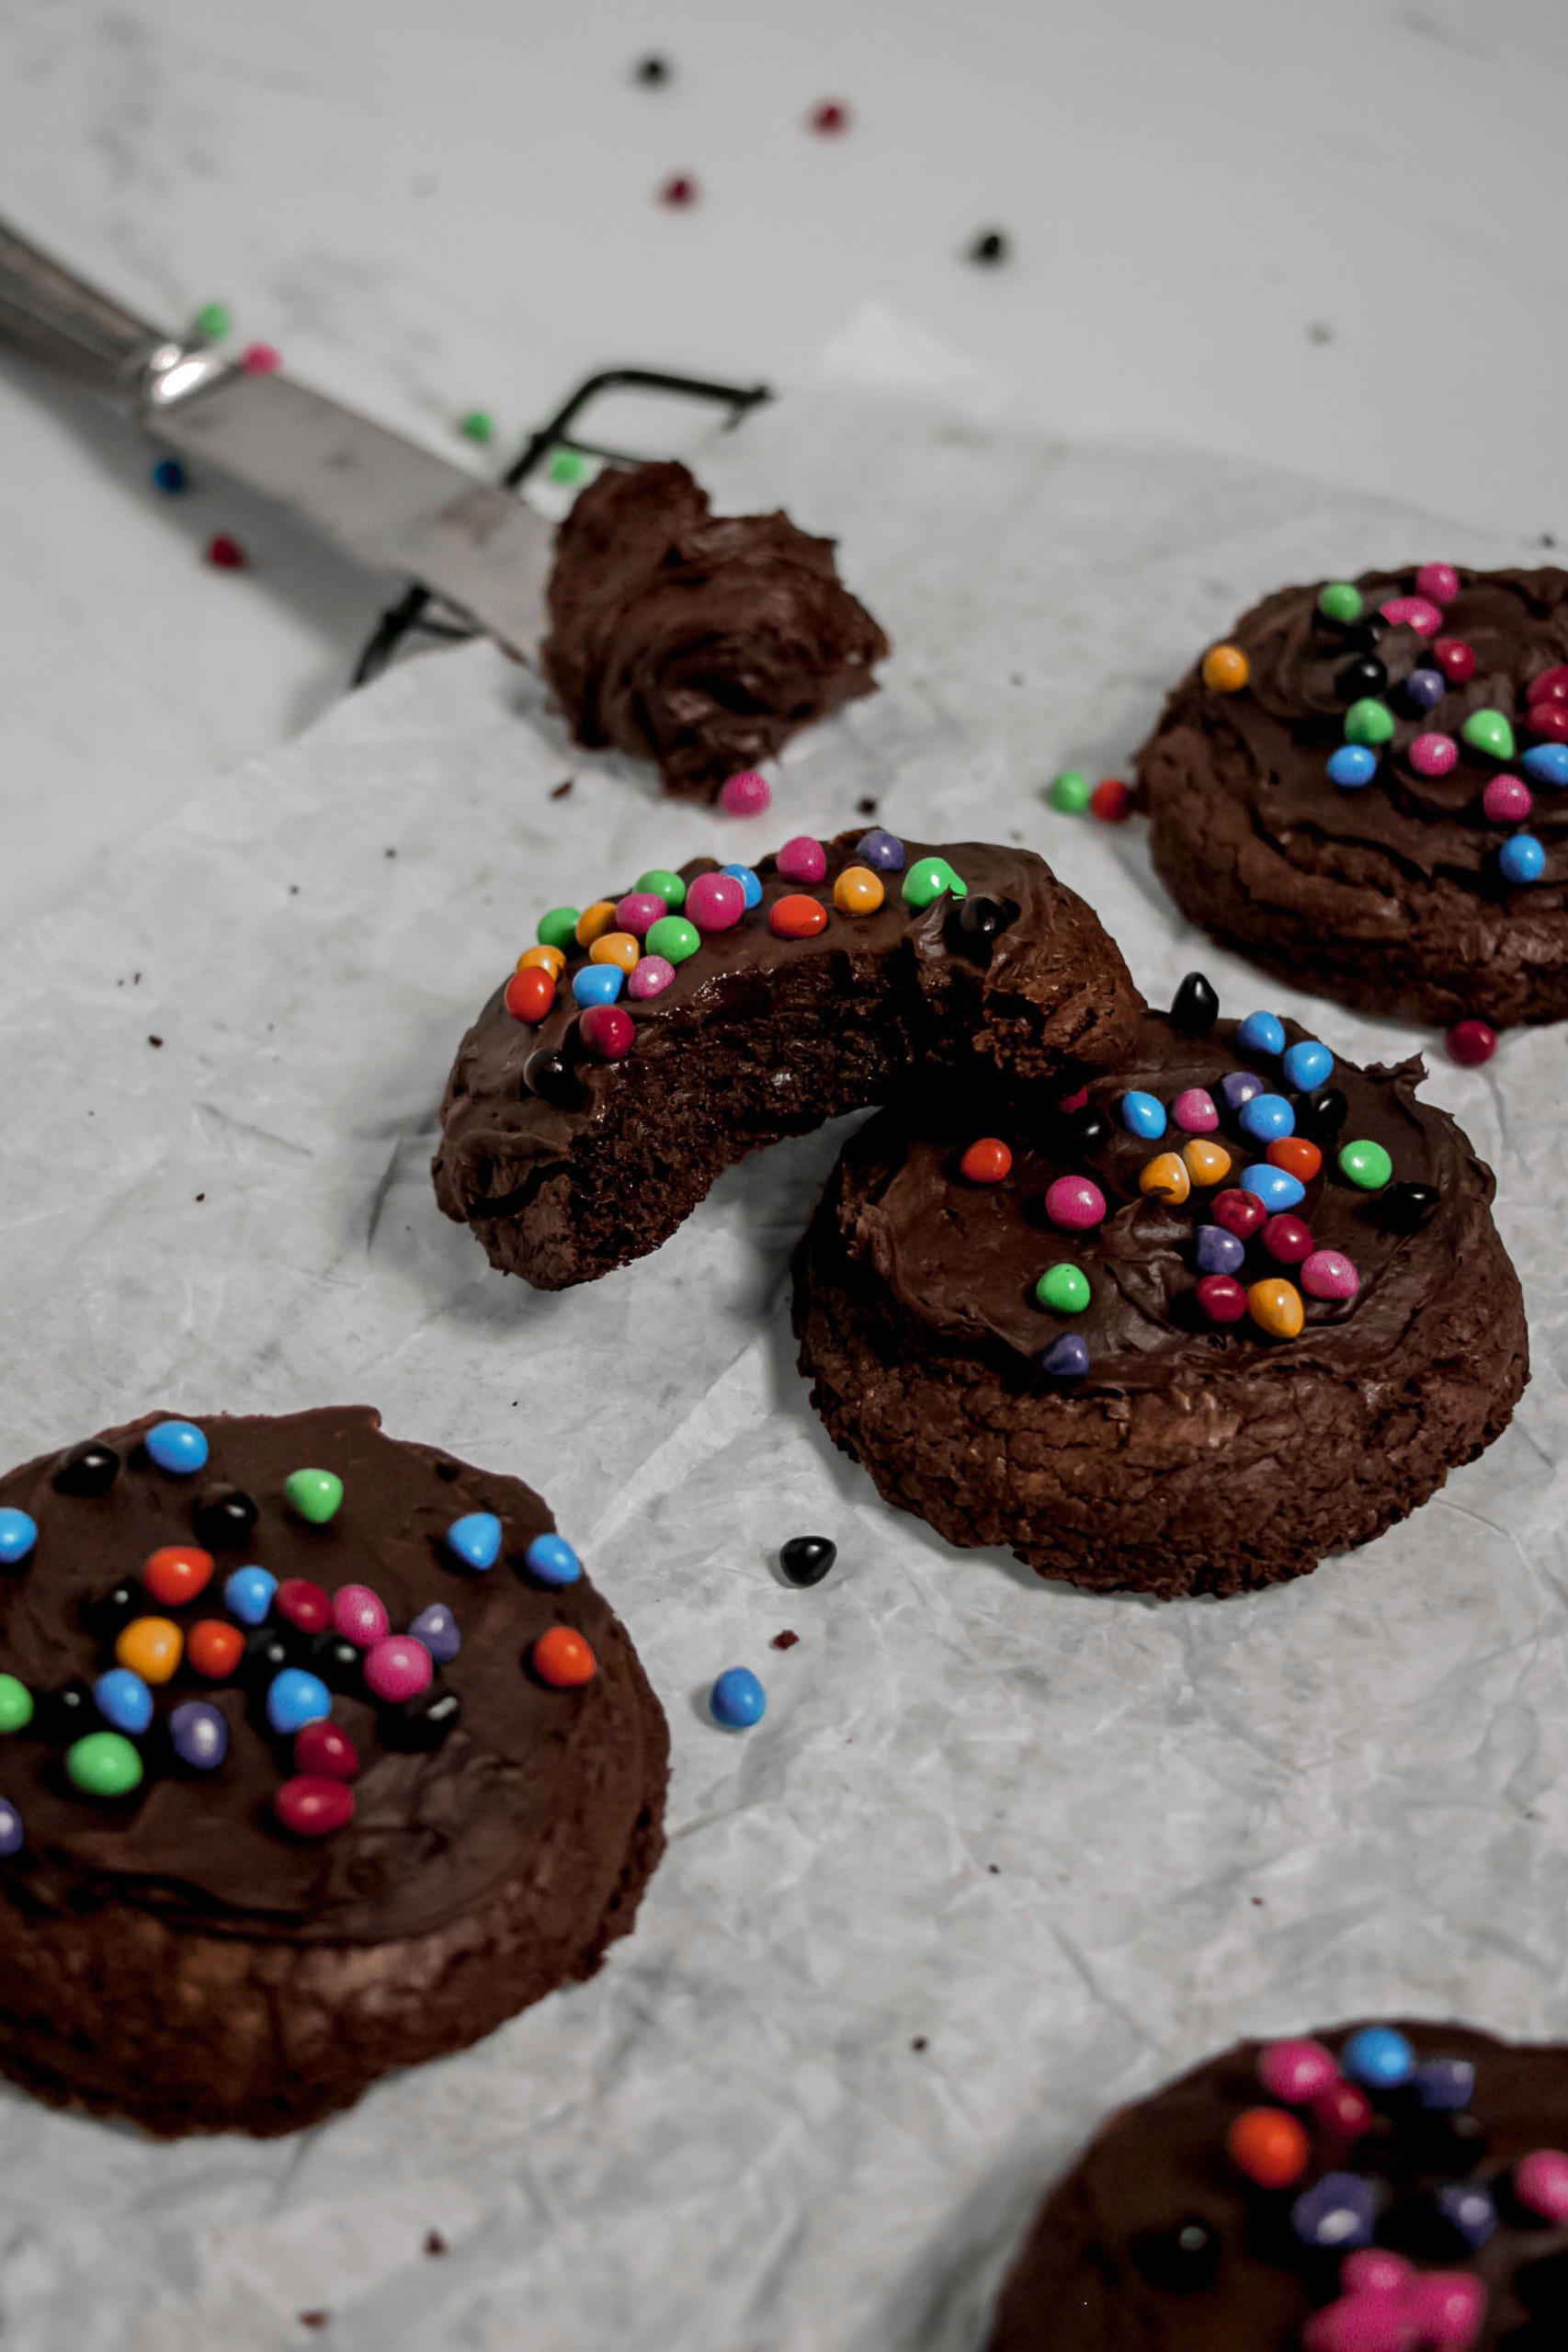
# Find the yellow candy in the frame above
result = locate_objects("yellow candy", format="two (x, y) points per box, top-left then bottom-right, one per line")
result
(116, 1615), (184, 1685)
(574, 899), (619, 948)
(590, 930), (641, 973)
(833, 864), (886, 917)
(1202, 642), (1250, 694)
(1139, 1151), (1191, 1206)
(1181, 1138), (1233, 1187)
(517, 944), (564, 980)
(1247, 1278), (1304, 1339)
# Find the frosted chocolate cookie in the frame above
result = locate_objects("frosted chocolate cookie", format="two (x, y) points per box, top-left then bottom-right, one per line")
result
(1138, 566), (1568, 1028)
(793, 979), (1526, 1596)
(0, 1406), (666, 2136)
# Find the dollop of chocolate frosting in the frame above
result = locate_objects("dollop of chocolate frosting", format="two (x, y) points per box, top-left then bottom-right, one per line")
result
(0, 1408), (665, 1947)
(1156, 566), (1568, 889)
(839, 1008), (1494, 1392)
(540, 460), (889, 799)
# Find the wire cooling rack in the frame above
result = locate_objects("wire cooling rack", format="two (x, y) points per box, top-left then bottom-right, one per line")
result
(351, 365), (771, 687)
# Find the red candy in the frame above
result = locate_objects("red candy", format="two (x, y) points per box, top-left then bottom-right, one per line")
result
(1312, 2079), (1375, 2138)
(142, 1544), (215, 1607)
(1197, 1274), (1247, 1324)
(533, 1626), (597, 1687)
(960, 1138), (1013, 1185)
(295, 1721), (358, 1781)
(187, 1618), (244, 1678)
(1212, 1187), (1267, 1241)
(1261, 1213), (1312, 1265)
(1528, 665), (1568, 705)
(241, 341), (281, 374)
(274, 1578), (331, 1634)
(1090, 778), (1131, 824)
(504, 967), (555, 1024)
(1056, 1087), (1088, 1116)
(1432, 636), (1474, 684)
(1227, 2106), (1311, 2188)
(809, 98), (849, 133)
(1528, 703), (1568, 744)
(1447, 1017), (1496, 1067)
(274, 1775), (355, 1839)
(658, 173), (697, 208)
(1267, 1135), (1323, 1183)
(769, 894), (828, 940)
(206, 533), (246, 570)
(578, 1003), (635, 1061)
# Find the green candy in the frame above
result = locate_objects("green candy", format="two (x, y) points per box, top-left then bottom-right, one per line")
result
(0, 1676), (31, 1735)
(192, 301), (231, 342)
(636, 868), (687, 910)
(645, 915), (700, 964)
(1317, 581), (1364, 625)
(548, 449), (588, 484)
(1050, 769), (1091, 815)
(902, 857), (968, 909)
(537, 905), (582, 951)
(1461, 708), (1516, 762)
(285, 1468), (344, 1525)
(1338, 1138), (1392, 1191)
(66, 1732), (143, 1800)
(1344, 699), (1395, 747)
(1035, 1264), (1090, 1315)
(460, 409), (494, 445)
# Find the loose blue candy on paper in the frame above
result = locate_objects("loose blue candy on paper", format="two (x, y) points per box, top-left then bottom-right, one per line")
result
(1240, 1164), (1306, 1212)
(1238, 1093), (1295, 1144)
(1282, 1040), (1334, 1091)
(721, 863), (763, 910)
(1341, 2025), (1415, 2088)
(94, 1668), (153, 1736)
(1194, 1225), (1244, 1277)
(151, 455), (187, 494)
(445, 1512), (502, 1572)
(1327, 744), (1377, 789)
(710, 1666), (766, 1730)
(266, 1667), (331, 1737)
(0, 1801), (21, 1857)
(524, 1532), (581, 1587)
(1234, 1010), (1286, 1058)
(1040, 1333), (1089, 1380)
(168, 1699), (228, 1770)
(145, 1419), (209, 1476)
(1290, 2171), (1374, 2252)
(1119, 1090), (1165, 1140)
(855, 828), (905, 872)
(572, 964), (624, 1008)
(0, 1509), (37, 1566)
(408, 1602), (461, 1664)
(224, 1565), (277, 1626)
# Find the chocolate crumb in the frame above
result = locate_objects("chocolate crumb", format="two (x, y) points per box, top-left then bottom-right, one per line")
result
(289, 884), (300, 896)
(987, 1863), (999, 1874)
(148, 1036), (163, 1049)
(195, 1193), (205, 1202)
(856, 796), (879, 815)
(911, 2036), (927, 2051)
(551, 778), (574, 800)
(424, 2231), (448, 2257)
(770, 1630), (799, 1651)
(299, 2316), (330, 2334)
(1306, 321), (1334, 345)
(969, 230), (1008, 266)
(384, 846), (397, 858)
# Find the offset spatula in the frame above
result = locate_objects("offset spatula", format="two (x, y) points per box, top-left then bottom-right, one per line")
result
(0, 212), (553, 657)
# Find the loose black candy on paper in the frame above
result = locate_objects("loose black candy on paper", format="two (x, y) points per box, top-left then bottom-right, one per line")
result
(382, 1686), (462, 1751)
(36, 1680), (96, 1742)
(308, 1631), (366, 1693)
(950, 892), (1015, 967)
(1131, 2220), (1221, 2292)
(1295, 1086), (1349, 1143)
(192, 1486), (258, 1551)
(968, 229), (1008, 266)
(779, 1536), (836, 1587)
(1381, 1181), (1440, 1235)
(81, 1577), (147, 1642)
(1169, 972), (1220, 1037)
(52, 1442), (119, 1498)
(1336, 654), (1388, 702)
(524, 1048), (584, 1108)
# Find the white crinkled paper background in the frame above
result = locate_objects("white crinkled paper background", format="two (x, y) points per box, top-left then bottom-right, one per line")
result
(0, 335), (1563, 2351)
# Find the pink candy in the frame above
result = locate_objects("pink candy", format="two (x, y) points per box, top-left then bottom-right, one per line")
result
(615, 891), (666, 938)
(1380, 595), (1443, 638)
(241, 341), (281, 374)
(1408, 733), (1457, 778)
(1483, 775), (1532, 824)
(777, 835), (827, 884)
(627, 954), (676, 1000)
(330, 1583), (390, 1648)
(719, 768), (772, 816)
(578, 1003), (635, 1061)
(1515, 2146), (1568, 2223)
(1415, 562), (1460, 607)
(1304, 2250), (1486, 2352)
(363, 1634), (434, 1705)
(1045, 1175), (1107, 1232)
(1256, 2037), (1339, 2103)
(1171, 1086), (1219, 1134)
(1301, 1249), (1359, 1302)
(685, 871), (747, 932)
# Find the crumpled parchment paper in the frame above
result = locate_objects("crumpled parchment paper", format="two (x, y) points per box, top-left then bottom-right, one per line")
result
(0, 340), (1563, 2352)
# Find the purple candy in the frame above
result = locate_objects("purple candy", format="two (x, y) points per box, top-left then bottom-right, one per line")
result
(1290, 2171), (1375, 2252)
(408, 1602), (461, 1665)
(1194, 1224), (1244, 1277)
(1220, 1070), (1265, 1112)
(1040, 1334), (1089, 1380)
(1403, 666), (1447, 713)
(0, 1800), (20, 1857)
(856, 828), (905, 872)
(1435, 2181), (1494, 2249)
(1416, 2058), (1476, 2112)
(168, 1699), (228, 1771)
(628, 954), (676, 1001)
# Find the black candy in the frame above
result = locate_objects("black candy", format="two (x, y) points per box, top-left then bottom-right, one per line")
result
(1131, 2220), (1221, 2292)
(81, 1577), (147, 1642)
(969, 229), (1008, 265)
(52, 1442), (119, 1498)
(307, 1631), (366, 1693)
(951, 893), (1014, 966)
(523, 1048), (583, 1108)
(36, 1680), (96, 1742)
(192, 1486), (258, 1551)
(382, 1686), (462, 1751)
(240, 1627), (305, 1689)
(1335, 654), (1388, 702)
(1295, 1086), (1349, 1142)
(634, 53), (669, 83)
(1401, 2108), (1488, 2176)
(1381, 1181), (1440, 1235)
(1064, 1106), (1110, 1158)
(1169, 971), (1220, 1037)
(1517, 2249), (1568, 2318)
(779, 1536), (836, 1587)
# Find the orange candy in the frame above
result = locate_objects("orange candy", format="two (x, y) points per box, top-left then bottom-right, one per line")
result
(1202, 642), (1251, 694)
(504, 967), (555, 1024)
(1247, 1278), (1305, 1340)
(187, 1619), (245, 1679)
(517, 944), (564, 980)
(116, 1616), (184, 1685)
(1139, 1151), (1191, 1205)
(533, 1627), (597, 1687)
(960, 1138), (1013, 1185)
(769, 893), (828, 940)
(142, 1545), (215, 1608)
(1181, 1138), (1233, 1187)
(1227, 2106), (1310, 2188)
(1267, 1135), (1323, 1183)
(590, 931), (641, 974)
(832, 864), (885, 916)
(574, 900), (619, 948)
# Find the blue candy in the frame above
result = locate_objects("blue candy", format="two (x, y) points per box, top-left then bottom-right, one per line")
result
(224, 1565), (277, 1626)
(1119, 1090), (1166, 1140)
(408, 1602), (461, 1665)
(1327, 744), (1377, 789)
(265, 1667), (331, 1737)
(524, 1532), (582, 1587)
(168, 1699), (228, 1771)
(1282, 1040), (1334, 1091)
(144, 1419), (209, 1476)
(1240, 1164), (1306, 1212)
(1435, 2182), (1495, 2251)
(1415, 2057), (1475, 2112)
(1234, 1010), (1286, 1057)
(93, 1667), (153, 1736)
(0, 1801), (21, 1858)
(572, 964), (624, 1008)
(1194, 1225), (1244, 1277)
(150, 455), (187, 494)
(1040, 1334), (1089, 1380)
(0, 1508), (37, 1566)
(856, 828), (905, 872)
(445, 1512), (502, 1572)
(1499, 833), (1545, 885)
(1290, 2171), (1374, 2253)
(721, 862), (764, 910)
(1523, 743), (1568, 788)
(1218, 1070), (1265, 1112)
(710, 1666), (767, 1730)
(1238, 1092), (1295, 1144)
(1341, 2024), (1415, 2089)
